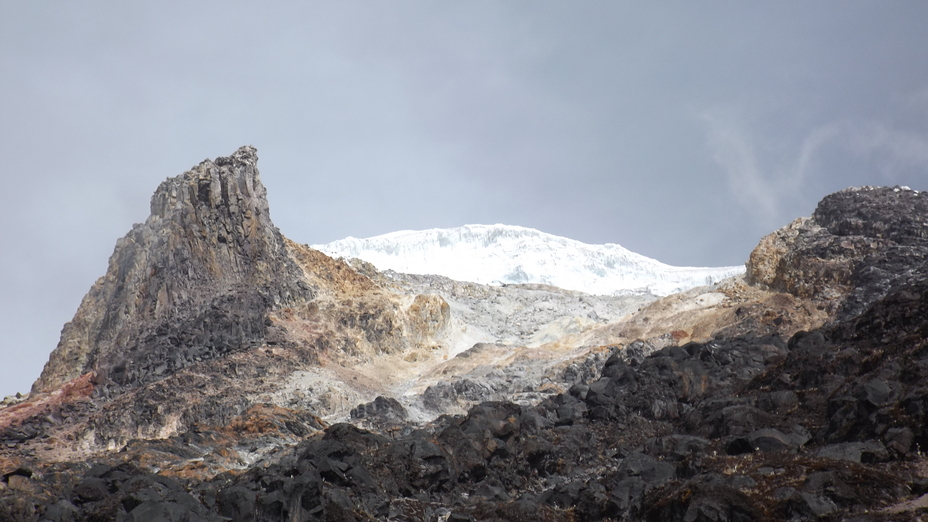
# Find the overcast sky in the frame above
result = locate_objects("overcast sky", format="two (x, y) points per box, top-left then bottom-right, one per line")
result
(2, 2), (927, 397)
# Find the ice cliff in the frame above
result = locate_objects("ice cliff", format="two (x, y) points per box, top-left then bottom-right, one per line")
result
(313, 224), (745, 296)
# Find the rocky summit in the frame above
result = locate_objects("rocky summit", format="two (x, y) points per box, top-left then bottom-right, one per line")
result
(2, 149), (928, 522)
(32, 146), (312, 396)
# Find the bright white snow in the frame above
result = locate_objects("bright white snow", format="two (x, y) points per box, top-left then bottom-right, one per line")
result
(312, 224), (745, 296)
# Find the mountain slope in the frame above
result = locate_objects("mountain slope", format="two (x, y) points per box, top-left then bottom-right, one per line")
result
(313, 224), (744, 296)
(3, 145), (927, 522)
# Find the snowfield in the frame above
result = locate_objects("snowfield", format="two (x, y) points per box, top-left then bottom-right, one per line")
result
(312, 224), (745, 296)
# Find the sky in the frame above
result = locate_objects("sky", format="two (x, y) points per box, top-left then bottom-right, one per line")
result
(2, 2), (928, 397)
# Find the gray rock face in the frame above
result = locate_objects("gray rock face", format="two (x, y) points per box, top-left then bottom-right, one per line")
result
(746, 186), (928, 319)
(32, 146), (313, 393)
(814, 185), (928, 244)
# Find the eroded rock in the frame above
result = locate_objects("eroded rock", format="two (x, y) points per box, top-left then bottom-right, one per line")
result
(33, 146), (313, 394)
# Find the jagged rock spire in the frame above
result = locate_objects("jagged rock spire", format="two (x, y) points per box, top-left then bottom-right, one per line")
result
(32, 146), (312, 393)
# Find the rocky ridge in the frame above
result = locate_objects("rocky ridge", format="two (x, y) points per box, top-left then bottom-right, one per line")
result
(1, 149), (927, 521)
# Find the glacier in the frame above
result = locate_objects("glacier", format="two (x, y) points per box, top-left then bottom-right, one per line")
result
(312, 224), (745, 297)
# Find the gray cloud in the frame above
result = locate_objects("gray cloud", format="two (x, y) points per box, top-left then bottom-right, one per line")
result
(701, 106), (784, 226)
(2, 2), (927, 396)
(703, 103), (928, 231)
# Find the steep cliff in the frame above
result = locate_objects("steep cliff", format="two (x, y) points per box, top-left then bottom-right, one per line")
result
(32, 146), (313, 394)
(314, 224), (744, 296)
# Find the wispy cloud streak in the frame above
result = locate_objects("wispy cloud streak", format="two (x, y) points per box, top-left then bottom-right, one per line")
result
(701, 106), (928, 227)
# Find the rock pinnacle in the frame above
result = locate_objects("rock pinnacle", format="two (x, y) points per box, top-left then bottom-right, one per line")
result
(32, 146), (312, 394)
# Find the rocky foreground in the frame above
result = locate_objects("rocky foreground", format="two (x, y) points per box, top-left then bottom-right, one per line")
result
(2, 148), (928, 521)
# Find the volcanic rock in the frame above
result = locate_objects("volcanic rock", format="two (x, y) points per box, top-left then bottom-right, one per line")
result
(33, 146), (312, 394)
(747, 186), (928, 319)
(3, 154), (928, 521)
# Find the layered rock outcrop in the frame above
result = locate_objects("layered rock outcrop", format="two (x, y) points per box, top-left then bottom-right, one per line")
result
(32, 146), (313, 394)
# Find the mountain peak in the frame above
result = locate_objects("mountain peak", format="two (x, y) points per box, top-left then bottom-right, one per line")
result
(149, 144), (263, 221)
(313, 224), (744, 296)
(31, 146), (311, 394)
